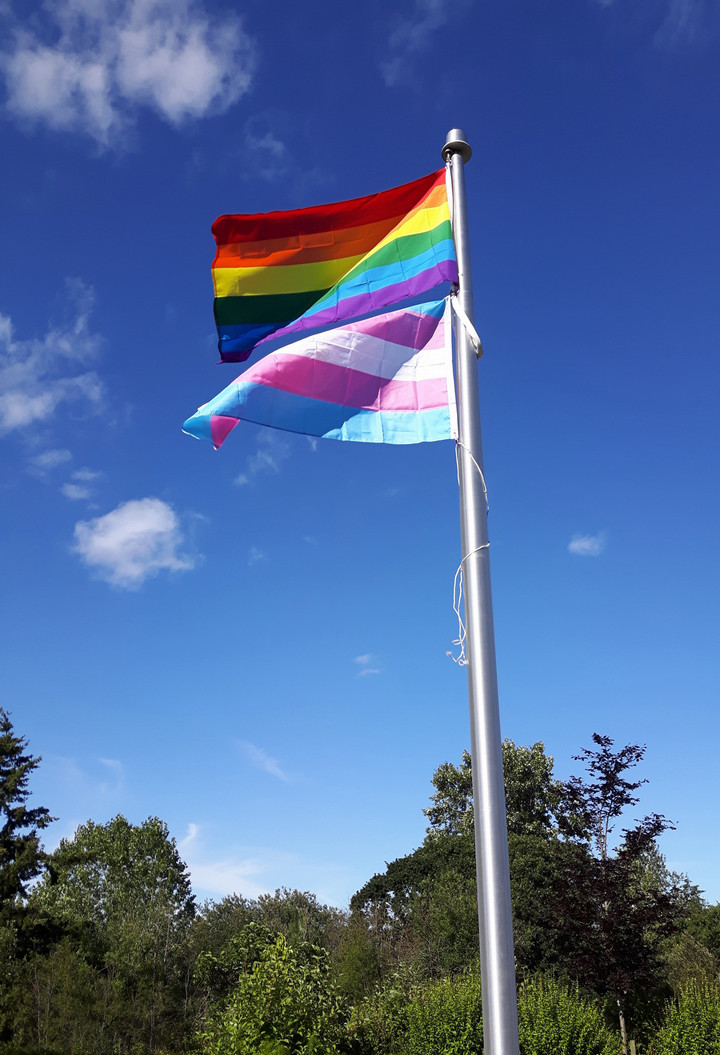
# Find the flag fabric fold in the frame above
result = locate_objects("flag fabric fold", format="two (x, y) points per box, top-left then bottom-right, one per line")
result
(184, 299), (457, 447)
(212, 169), (458, 363)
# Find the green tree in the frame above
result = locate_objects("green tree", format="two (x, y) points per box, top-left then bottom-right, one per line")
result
(25, 814), (196, 1053)
(352, 740), (566, 980)
(423, 740), (565, 840)
(0, 709), (53, 915)
(0, 709), (54, 1042)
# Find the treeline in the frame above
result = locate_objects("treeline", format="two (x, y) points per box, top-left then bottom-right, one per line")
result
(1, 708), (720, 1054)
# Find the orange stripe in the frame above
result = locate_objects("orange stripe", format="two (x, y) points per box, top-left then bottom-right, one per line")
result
(212, 183), (449, 270)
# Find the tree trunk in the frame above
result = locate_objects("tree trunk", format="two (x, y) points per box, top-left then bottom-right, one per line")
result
(617, 996), (628, 1055)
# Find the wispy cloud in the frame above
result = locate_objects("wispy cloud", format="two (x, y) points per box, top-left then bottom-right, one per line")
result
(568, 531), (607, 557)
(234, 432), (291, 486)
(30, 448), (73, 473)
(242, 114), (289, 182)
(0, 280), (104, 438)
(380, 0), (470, 87)
(61, 466), (103, 501)
(237, 740), (289, 782)
(248, 546), (267, 566)
(0, 0), (257, 148)
(654, 0), (711, 47)
(73, 497), (196, 588)
(178, 823), (273, 899)
(592, 0), (717, 48)
(98, 757), (124, 794)
(354, 654), (381, 677)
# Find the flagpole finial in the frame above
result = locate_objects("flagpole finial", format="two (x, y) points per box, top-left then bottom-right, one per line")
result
(442, 129), (472, 163)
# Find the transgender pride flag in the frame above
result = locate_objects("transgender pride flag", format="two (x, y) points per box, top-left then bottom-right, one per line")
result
(183, 299), (457, 447)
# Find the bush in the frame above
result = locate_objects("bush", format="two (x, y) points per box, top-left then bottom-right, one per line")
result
(351, 971), (618, 1055)
(196, 935), (350, 1055)
(653, 982), (720, 1055)
(404, 969), (483, 1055)
(517, 977), (618, 1055)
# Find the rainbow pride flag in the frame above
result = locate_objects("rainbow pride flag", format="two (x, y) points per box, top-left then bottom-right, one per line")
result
(212, 169), (457, 363)
(183, 300), (457, 446)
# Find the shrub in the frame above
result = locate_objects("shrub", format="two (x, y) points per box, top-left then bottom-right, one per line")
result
(404, 969), (483, 1055)
(653, 981), (720, 1055)
(196, 935), (350, 1055)
(517, 976), (618, 1055)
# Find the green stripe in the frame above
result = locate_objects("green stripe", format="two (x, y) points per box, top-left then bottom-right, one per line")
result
(342, 220), (454, 281)
(214, 288), (330, 326)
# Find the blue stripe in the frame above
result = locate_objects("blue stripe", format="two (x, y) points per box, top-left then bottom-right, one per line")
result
(301, 239), (457, 320)
(183, 381), (453, 445)
(217, 320), (279, 356)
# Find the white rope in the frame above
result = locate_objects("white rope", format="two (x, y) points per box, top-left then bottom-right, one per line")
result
(451, 293), (484, 358)
(447, 441), (491, 664)
(454, 439), (488, 511)
(447, 544), (490, 666)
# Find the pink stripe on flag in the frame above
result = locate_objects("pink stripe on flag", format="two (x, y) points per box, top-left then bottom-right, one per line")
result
(344, 308), (442, 347)
(248, 353), (450, 412)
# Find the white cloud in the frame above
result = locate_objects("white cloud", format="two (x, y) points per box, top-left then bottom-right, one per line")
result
(73, 497), (196, 588)
(0, 0), (257, 147)
(237, 740), (289, 782)
(29, 448), (73, 472)
(72, 466), (103, 482)
(62, 482), (93, 500)
(234, 432), (291, 486)
(248, 546), (267, 566)
(380, 0), (468, 87)
(568, 531), (607, 557)
(61, 466), (103, 500)
(354, 653), (381, 676)
(98, 756), (124, 794)
(0, 281), (104, 437)
(654, 0), (709, 46)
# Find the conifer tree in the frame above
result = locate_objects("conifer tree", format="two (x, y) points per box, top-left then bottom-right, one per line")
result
(0, 708), (53, 915)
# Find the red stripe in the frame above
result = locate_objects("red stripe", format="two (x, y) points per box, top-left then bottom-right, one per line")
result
(212, 169), (445, 245)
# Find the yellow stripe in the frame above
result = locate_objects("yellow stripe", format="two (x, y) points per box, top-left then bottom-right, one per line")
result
(212, 252), (365, 298)
(370, 200), (451, 257)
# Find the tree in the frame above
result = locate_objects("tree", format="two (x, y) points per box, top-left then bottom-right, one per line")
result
(27, 814), (196, 1053)
(423, 740), (565, 840)
(551, 734), (686, 1055)
(0, 709), (54, 1042)
(0, 708), (53, 914)
(351, 740), (568, 980)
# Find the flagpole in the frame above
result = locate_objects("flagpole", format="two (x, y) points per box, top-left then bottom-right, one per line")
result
(443, 129), (520, 1055)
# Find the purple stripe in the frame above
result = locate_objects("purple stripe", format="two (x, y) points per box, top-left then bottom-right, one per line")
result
(247, 355), (450, 412)
(258, 260), (457, 348)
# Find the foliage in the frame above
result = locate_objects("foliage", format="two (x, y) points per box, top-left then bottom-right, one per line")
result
(404, 969), (483, 1055)
(653, 982), (720, 1055)
(18, 814), (196, 1053)
(664, 932), (717, 994)
(0, 709), (54, 913)
(345, 967), (415, 1055)
(423, 740), (565, 840)
(517, 976), (618, 1055)
(551, 734), (686, 1049)
(194, 922), (278, 1014)
(198, 935), (351, 1055)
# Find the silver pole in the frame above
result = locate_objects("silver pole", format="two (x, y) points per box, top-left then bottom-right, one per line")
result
(442, 129), (520, 1055)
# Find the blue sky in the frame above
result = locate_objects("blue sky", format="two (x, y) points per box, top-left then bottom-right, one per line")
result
(1, 0), (718, 909)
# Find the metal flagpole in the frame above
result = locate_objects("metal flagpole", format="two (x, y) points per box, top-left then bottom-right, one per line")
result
(442, 129), (520, 1055)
